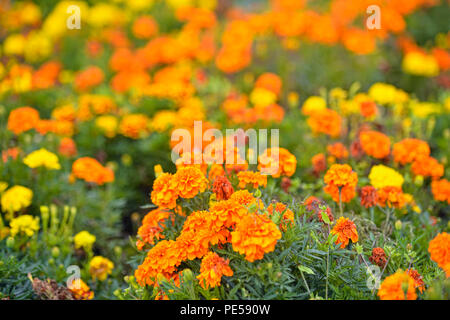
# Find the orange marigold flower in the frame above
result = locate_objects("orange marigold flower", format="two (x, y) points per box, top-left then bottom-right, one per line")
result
(311, 153), (326, 176)
(255, 72), (282, 96)
(208, 164), (225, 182)
(331, 217), (358, 248)
(324, 164), (358, 203)
(72, 157), (114, 185)
(360, 101), (378, 118)
(406, 269), (425, 293)
(411, 155), (444, 180)
(428, 232), (450, 277)
(237, 171), (267, 189)
(376, 186), (406, 209)
(7, 106), (40, 135)
(180, 210), (229, 252)
(196, 252), (233, 289)
(210, 199), (249, 229)
(327, 142), (349, 160)
(74, 66), (104, 92)
(258, 147), (297, 177)
(431, 179), (450, 204)
(377, 270), (417, 300)
(173, 166), (208, 199)
(369, 247), (387, 268)
(68, 279), (94, 300)
(229, 190), (263, 210)
(360, 130), (391, 159)
(231, 213), (281, 262)
(360, 186), (378, 208)
(136, 208), (171, 250)
(119, 114), (150, 139)
(58, 137), (77, 158)
(392, 138), (430, 165)
(212, 176), (234, 200)
(150, 173), (179, 209)
(135, 240), (181, 286)
(132, 15), (158, 40)
(307, 108), (342, 138)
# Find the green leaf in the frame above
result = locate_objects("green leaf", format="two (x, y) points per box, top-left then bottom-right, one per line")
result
(298, 265), (315, 275)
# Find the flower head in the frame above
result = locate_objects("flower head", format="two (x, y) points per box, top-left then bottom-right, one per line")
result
(331, 217), (358, 248)
(7, 106), (40, 135)
(428, 232), (450, 277)
(74, 231), (96, 251)
(23, 148), (61, 170)
(237, 171), (267, 189)
(431, 179), (450, 204)
(231, 213), (281, 262)
(10, 215), (40, 237)
(71, 157), (114, 185)
(1, 185), (33, 212)
(369, 247), (387, 268)
(150, 173), (179, 209)
(68, 279), (94, 300)
(212, 176), (234, 200)
(392, 138), (430, 165)
(324, 164), (358, 203)
(360, 130), (391, 159)
(196, 252), (233, 289)
(369, 165), (404, 189)
(173, 166), (208, 199)
(360, 186), (378, 208)
(377, 270), (417, 300)
(89, 256), (114, 281)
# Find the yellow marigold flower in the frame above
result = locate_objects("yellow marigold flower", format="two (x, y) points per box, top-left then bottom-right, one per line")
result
(173, 166), (208, 199)
(369, 165), (404, 189)
(197, 252), (233, 289)
(119, 114), (150, 139)
(89, 256), (114, 281)
(250, 87), (277, 107)
(74, 231), (96, 251)
(68, 279), (94, 300)
(377, 270), (417, 300)
(428, 232), (450, 277)
(331, 217), (358, 248)
(23, 148), (61, 170)
(10, 215), (40, 237)
(301, 96), (326, 116)
(368, 82), (398, 105)
(3, 34), (26, 56)
(150, 110), (177, 132)
(24, 32), (52, 63)
(1, 185), (33, 212)
(95, 115), (118, 138)
(402, 51), (439, 77)
(231, 213), (281, 262)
